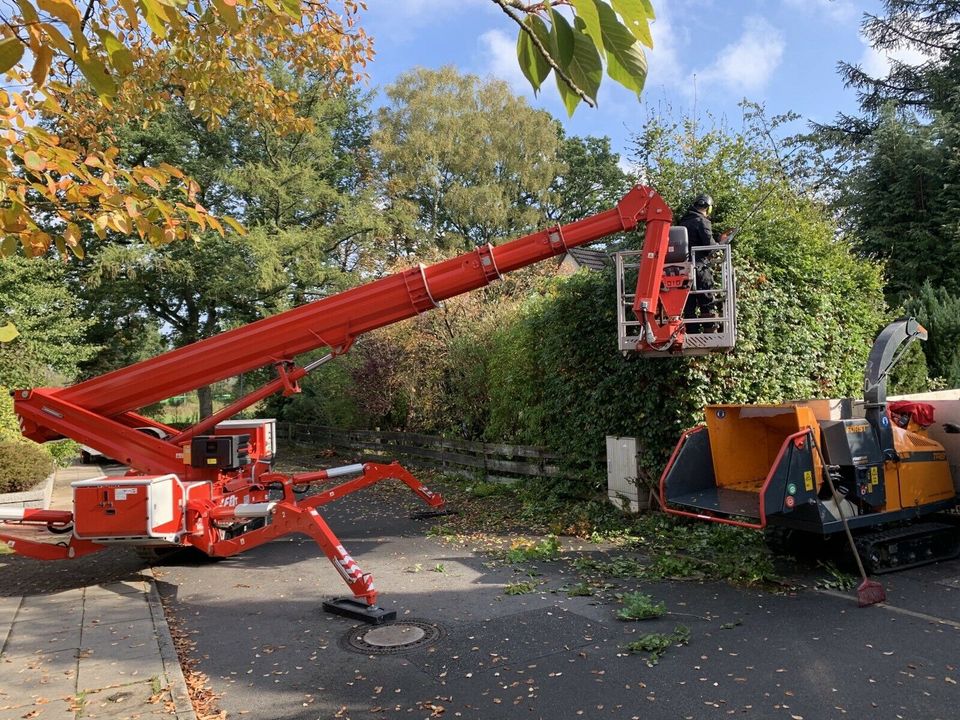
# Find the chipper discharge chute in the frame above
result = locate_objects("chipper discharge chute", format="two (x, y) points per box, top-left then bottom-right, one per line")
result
(660, 318), (960, 573)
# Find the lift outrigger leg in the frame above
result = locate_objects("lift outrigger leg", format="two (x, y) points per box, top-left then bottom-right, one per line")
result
(203, 461), (442, 623)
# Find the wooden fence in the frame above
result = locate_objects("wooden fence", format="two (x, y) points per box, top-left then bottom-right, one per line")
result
(279, 423), (561, 481)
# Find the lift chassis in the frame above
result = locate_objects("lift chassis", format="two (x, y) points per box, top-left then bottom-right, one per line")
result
(3, 186), (735, 623)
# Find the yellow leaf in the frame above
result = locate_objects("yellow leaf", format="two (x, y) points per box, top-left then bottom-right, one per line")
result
(183, 205), (205, 229)
(124, 197), (140, 217)
(23, 150), (45, 171)
(36, 0), (82, 35)
(95, 28), (134, 75)
(63, 221), (80, 245)
(76, 45), (116, 98)
(118, 0), (138, 26)
(1, 208), (25, 233)
(1, 235), (18, 256)
(93, 214), (109, 239)
(223, 216), (246, 235)
(63, 225), (84, 257)
(0, 37), (25, 74)
(25, 230), (51, 256)
(134, 215), (150, 238)
(24, 24), (42, 54)
(39, 23), (72, 56)
(0, 323), (19, 343)
(31, 43), (53, 86)
(14, 0), (40, 24)
(206, 213), (223, 236)
(212, 0), (239, 30)
(158, 162), (184, 179)
(139, 0), (169, 39)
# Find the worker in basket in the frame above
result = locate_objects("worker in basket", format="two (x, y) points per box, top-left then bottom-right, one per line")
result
(679, 193), (730, 332)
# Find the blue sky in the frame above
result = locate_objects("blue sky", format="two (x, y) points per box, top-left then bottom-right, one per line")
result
(360, 1), (923, 168)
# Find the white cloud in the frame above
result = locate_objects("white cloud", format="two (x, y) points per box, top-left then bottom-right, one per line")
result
(695, 17), (785, 94)
(646, 7), (685, 88)
(783, 0), (857, 24)
(859, 42), (930, 78)
(477, 29), (533, 95)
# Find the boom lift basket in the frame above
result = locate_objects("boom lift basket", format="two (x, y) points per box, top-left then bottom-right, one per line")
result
(616, 243), (736, 355)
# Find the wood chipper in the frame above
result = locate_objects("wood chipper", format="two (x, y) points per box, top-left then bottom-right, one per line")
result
(660, 318), (960, 573)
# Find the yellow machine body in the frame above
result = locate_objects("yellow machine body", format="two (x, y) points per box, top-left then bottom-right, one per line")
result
(887, 427), (955, 511)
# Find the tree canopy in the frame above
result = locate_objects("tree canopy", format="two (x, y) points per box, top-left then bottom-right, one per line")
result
(0, 0), (656, 263)
(813, 1), (960, 380)
(0, 0), (372, 259)
(373, 67), (564, 253)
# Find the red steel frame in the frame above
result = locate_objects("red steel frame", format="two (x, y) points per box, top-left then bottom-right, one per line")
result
(4, 185), (687, 609)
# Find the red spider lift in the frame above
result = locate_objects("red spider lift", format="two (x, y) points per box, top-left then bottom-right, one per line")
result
(2, 185), (735, 623)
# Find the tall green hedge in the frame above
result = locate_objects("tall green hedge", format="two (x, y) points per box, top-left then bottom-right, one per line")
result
(483, 118), (890, 485)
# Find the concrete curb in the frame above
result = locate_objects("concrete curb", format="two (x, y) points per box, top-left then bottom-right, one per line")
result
(145, 568), (197, 720)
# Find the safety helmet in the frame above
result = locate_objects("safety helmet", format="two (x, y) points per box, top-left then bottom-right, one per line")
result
(693, 194), (713, 214)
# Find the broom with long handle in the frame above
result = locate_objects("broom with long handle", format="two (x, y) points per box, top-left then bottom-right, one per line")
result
(809, 431), (886, 607)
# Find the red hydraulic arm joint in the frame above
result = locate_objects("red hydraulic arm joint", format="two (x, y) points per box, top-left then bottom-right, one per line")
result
(628, 192), (684, 349)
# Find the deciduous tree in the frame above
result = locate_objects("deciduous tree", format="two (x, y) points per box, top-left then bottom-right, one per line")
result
(0, 0), (372, 258)
(373, 67), (564, 254)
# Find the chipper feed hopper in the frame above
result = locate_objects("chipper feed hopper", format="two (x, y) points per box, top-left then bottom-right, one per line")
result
(660, 318), (960, 573)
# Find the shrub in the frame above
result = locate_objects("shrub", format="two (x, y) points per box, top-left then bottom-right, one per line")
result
(0, 440), (54, 494)
(46, 440), (80, 467)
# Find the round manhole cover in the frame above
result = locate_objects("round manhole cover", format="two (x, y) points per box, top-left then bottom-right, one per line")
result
(341, 619), (443, 656)
(364, 624), (426, 647)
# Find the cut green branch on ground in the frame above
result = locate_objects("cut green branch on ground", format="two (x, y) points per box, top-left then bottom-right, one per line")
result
(816, 562), (857, 591)
(505, 534), (561, 563)
(504, 580), (539, 595)
(564, 581), (594, 597)
(624, 625), (691, 666)
(616, 591), (665, 621)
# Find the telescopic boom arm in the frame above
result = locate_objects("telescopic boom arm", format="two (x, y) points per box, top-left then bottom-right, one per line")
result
(17, 186), (675, 459)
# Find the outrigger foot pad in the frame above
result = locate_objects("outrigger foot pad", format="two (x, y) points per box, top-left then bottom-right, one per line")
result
(323, 597), (397, 625)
